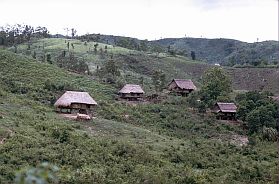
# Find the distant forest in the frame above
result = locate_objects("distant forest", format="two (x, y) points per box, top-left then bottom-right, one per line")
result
(0, 24), (49, 46)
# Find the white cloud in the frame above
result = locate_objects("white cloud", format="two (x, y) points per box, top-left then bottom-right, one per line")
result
(0, 0), (277, 42)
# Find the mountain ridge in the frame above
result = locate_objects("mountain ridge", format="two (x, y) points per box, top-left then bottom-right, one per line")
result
(75, 33), (279, 66)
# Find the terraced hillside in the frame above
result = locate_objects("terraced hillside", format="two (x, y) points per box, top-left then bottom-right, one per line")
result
(13, 38), (279, 94)
(0, 49), (278, 183)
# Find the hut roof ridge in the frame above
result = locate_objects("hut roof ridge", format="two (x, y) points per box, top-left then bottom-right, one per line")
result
(54, 91), (97, 107)
(172, 79), (197, 90)
(119, 84), (145, 94)
(216, 102), (237, 113)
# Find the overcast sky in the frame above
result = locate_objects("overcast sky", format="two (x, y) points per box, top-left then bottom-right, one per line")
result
(0, 0), (278, 42)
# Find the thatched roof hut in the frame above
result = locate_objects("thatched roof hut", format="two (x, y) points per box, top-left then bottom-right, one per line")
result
(213, 102), (237, 120)
(168, 79), (197, 90)
(168, 79), (197, 96)
(214, 102), (237, 113)
(119, 84), (145, 94)
(54, 91), (97, 108)
(118, 84), (144, 101)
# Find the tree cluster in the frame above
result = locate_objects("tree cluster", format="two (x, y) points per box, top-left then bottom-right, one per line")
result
(187, 67), (233, 113)
(56, 52), (89, 74)
(200, 67), (232, 106)
(236, 91), (278, 134)
(78, 33), (101, 42)
(96, 58), (121, 84)
(0, 24), (49, 46)
(152, 70), (166, 92)
(115, 37), (139, 50)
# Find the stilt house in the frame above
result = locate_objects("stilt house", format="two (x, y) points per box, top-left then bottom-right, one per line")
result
(118, 84), (145, 101)
(168, 79), (197, 96)
(213, 102), (237, 120)
(54, 91), (97, 115)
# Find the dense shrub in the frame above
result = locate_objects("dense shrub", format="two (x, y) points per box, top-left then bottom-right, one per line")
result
(246, 106), (276, 133)
(236, 91), (278, 134)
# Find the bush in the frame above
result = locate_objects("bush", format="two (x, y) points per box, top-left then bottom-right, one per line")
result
(262, 126), (277, 142)
(46, 54), (52, 64)
(236, 91), (278, 133)
(15, 162), (59, 184)
(246, 106), (276, 134)
(50, 127), (71, 143)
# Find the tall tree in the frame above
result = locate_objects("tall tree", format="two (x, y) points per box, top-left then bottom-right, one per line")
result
(22, 25), (34, 42)
(191, 51), (196, 60)
(64, 27), (70, 37)
(71, 28), (77, 38)
(152, 70), (166, 92)
(35, 26), (49, 38)
(67, 42), (70, 52)
(96, 58), (121, 84)
(94, 43), (98, 54)
(139, 40), (148, 51)
(105, 59), (120, 77)
(200, 67), (232, 105)
(151, 44), (163, 57)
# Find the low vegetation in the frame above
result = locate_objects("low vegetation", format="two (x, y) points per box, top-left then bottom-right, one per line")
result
(10, 37), (279, 94)
(0, 34), (278, 184)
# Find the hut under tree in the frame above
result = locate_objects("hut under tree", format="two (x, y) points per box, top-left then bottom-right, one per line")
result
(167, 79), (197, 96)
(54, 91), (97, 115)
(118, 84), (145, 101)
(212, 102), (237, 120)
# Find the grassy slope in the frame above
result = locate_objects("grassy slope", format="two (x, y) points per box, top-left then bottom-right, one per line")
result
(15, 38), (205, 89)
(0, 45), (278, 183)
(152, 38), (279, 65)
(15, 38), (279, 95)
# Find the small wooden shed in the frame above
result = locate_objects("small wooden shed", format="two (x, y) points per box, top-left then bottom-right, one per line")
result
(118, 84), (145, 101)
(54, 91), (97, 115)
(168, 79), (197, 96)
(213, 102), (237, 120)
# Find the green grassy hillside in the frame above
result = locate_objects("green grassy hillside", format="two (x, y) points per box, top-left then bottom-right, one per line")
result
(0, 47), (278, 183)
(152, 38), (279, 66)
(13, 38), (279, 95)
(76, 34), (279, 66)
(13, 38), (206, 90)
